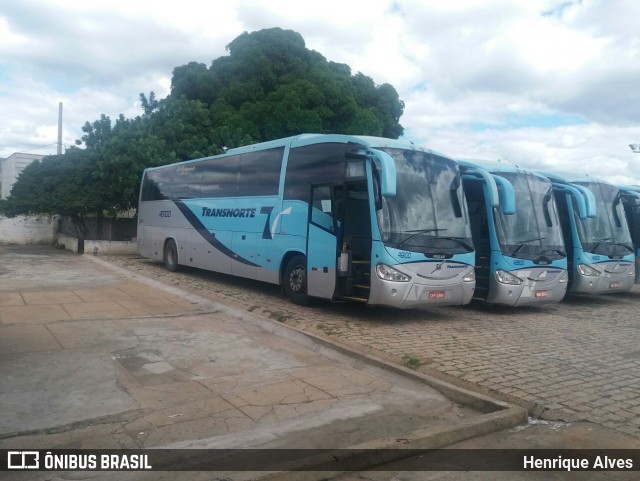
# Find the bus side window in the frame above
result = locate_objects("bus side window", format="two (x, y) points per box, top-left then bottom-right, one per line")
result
(199, 155), (240, 198)
(310, 185), (334, 231)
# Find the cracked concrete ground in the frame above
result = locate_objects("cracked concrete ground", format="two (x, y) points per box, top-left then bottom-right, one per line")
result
(0, 245), (490, 456)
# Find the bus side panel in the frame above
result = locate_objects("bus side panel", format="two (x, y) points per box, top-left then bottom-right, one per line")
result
(138, 200), (189, 263)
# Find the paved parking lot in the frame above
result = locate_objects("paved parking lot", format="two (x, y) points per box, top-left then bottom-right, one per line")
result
(105, 252), (640, 439)
(0, 244), (517, 459)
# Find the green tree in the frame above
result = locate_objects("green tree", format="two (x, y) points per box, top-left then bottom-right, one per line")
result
(169, 27), (404, 141)
(2, 27), (405, 230)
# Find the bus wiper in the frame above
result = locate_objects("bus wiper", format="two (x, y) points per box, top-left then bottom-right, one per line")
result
(538, 247), (566, 257)
(511, 237), (546, 256)
(439, 236), (473, 251)
(399, 228), (447, 246)
(589, 237), (613, 252)
(609, 242), (634, 253)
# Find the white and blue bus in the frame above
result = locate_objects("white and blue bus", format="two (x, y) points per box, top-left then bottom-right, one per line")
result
(618, 185), (640, 283)
(543, 173), (635, 293)
(458, 160), (568, 306)
(137, 134), (476, 308)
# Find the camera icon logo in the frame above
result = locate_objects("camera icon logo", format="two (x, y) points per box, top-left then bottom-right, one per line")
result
(7, 451), (40, 469)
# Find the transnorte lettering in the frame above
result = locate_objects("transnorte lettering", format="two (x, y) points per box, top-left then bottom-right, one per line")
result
(201, 207), (257, 218)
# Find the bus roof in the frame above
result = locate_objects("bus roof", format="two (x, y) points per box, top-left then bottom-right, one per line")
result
(536, 171), (616, 186)
(458, 159), (549, 181)
(144, 134), (454, 172)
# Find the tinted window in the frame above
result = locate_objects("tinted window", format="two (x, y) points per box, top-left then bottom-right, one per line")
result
(171, 163), (201, 199)
(141, 169), (172, 201)
(237, 147), (284, 196)
(199, 155), (240, 198)
(284, 143), (346, 202)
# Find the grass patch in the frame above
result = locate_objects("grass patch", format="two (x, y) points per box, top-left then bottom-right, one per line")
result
(265, 310), (293, 322)
(401, 355), (423, 370)
(316, 322), (338, 335)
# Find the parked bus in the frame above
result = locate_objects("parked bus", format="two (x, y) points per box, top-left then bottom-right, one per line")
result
(618, 185), (640, 283)
(458, 160), (568, 305)
(138, 134), (476, 308)
(542, 173), (635, 293)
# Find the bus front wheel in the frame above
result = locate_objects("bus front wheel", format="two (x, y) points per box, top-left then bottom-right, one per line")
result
(164, 239), (180, 272)
(284, 255), (310, 306)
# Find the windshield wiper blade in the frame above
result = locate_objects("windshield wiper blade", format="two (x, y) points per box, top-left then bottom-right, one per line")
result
(511, 237), (546, 257)
(538, 248), (566, 257)
(439, 236), (473, 251)
(610, 242), (634, 253)
(398, 228), (448, 246)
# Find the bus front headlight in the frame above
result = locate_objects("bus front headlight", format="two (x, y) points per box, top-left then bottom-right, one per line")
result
(463, 270), (476, 282)
(495, 269), (523, 285)
(376, 264), (411, 282)
(558, 270), (569, 283)
(577, 264), (601, 277)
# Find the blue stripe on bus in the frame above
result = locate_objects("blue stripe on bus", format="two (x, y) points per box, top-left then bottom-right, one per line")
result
(173, 200), (260, 267)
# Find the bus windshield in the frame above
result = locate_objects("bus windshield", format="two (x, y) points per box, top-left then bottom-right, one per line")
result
(493, 173), (565, 260)
(573, 182), (634, 257)
(376, 148), (473, 254)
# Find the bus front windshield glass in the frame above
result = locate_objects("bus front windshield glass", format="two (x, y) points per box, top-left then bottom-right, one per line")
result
(376, 148), (473, 255)
(573, 182), (634, 257)
(493, 173), (565, 260)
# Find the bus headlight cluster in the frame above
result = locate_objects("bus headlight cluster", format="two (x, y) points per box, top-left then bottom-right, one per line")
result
(495, 269), (523, 285)
(376, 264), (411, 282)
(558, 270), (569, 283)
(463, 270), (476, 282)
(577, 264), (601, 277)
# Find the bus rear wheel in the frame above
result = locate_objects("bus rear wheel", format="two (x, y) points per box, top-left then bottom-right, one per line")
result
(164, 239), (180, 272)
(284, 255), (310, 306)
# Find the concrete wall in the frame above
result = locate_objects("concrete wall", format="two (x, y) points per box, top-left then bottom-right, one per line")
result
(0, 215), (57, 244)
(84, 240), (138, 255)
(57, 233), (80, 253)
(57, 233), (138, 255)
(1, 153), (44, 199)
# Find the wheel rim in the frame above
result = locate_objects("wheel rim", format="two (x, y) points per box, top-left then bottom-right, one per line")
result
(289, 266), (305, 293)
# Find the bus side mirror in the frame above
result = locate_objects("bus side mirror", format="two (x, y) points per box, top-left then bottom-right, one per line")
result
(369, 149), (396, 197)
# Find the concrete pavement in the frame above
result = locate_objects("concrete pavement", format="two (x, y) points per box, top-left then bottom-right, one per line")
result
(0, 245), (522, 480)
(101, 251), (640, 440)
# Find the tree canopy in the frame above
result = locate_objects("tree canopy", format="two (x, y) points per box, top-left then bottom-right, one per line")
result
(1, 27), (405, 232)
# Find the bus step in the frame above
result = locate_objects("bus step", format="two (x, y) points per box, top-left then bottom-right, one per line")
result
(352, 260), (371, 264)
(342, 296), (368, 303)
(354, 284), (370, 289)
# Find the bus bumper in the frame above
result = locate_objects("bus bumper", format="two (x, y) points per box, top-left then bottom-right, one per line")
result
(571, 269), (635, 294)
(367, 264), (476, 309)
(487, 277), (567, 306)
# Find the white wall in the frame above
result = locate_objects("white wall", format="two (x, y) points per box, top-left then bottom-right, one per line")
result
(0, 215), (57, 244)
(1, 153), (44, 199)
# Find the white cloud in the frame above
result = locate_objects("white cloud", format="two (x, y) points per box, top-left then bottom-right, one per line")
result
(0, 0), (639, 184)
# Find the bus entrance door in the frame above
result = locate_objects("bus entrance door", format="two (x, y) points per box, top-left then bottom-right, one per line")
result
(307, 185), (338, 299)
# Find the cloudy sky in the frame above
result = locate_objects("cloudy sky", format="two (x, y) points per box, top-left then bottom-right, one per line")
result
(1, 0), (640, 183)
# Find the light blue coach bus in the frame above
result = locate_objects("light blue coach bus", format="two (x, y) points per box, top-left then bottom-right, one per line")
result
(543, 173), (635, 293)
(458, 160), (568, 305)
(618, 185), (640, 283)
(137, 134), (476, 308)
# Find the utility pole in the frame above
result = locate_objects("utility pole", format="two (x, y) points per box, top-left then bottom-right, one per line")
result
(57, 102), (63, 155)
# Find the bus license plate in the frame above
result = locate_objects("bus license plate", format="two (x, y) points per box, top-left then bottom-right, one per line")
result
(535, 290), (548, 298)
(428, 291), (446, 300)
(609, 282), (620, 289)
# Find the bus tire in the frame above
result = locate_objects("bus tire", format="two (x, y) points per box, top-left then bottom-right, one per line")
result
(164, 239), (180, 272)
(284, 255), (310, 306)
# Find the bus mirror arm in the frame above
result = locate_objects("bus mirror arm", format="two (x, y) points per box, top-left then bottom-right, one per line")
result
(552, 183), (592, 219)
(462, 170), (500, 209)
(491, 174), (516, 215)
(369, 149), (396, 197)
